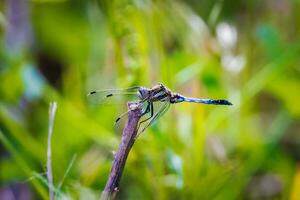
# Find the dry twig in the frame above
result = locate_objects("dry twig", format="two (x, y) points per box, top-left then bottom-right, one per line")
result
(101, 102), (143, 200)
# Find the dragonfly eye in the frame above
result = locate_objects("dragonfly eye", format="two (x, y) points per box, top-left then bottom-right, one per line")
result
(138, 88), (150, 100)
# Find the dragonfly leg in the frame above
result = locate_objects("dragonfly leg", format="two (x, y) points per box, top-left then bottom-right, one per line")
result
(136, 102), (153, 138)
(143, 102), (152, 115)
(138, 102), (170, 135)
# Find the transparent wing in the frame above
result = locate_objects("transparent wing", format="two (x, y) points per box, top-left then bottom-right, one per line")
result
(137, 101), (171, 135)
(87, 86), (141, 105)
(114, 101), (149, 134)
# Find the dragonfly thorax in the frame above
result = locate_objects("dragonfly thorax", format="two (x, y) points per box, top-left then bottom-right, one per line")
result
(138, 84), (172, 103)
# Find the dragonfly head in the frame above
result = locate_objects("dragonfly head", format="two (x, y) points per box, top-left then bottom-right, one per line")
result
(170, 93), (185, 103)
(138, 87), (151, 100)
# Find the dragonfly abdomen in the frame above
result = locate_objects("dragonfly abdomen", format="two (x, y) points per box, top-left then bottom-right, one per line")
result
(182, 97), (232, 105)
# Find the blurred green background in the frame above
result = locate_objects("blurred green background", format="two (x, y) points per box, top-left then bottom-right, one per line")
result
(1, 0), (300, 199)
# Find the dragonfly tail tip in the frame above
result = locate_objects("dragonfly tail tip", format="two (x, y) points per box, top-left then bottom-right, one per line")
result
(223, 100), (233, 105)
(216, 100), (233, 105)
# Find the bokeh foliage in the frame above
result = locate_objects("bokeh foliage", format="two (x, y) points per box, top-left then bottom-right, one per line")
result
(1, 0), (300, 199)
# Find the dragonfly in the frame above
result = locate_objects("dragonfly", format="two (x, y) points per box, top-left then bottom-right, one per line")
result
(88, 83), (232, 135)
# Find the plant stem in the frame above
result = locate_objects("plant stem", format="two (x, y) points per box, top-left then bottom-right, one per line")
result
(47, 102), (57, 200)
(101, 102), (143, 200)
